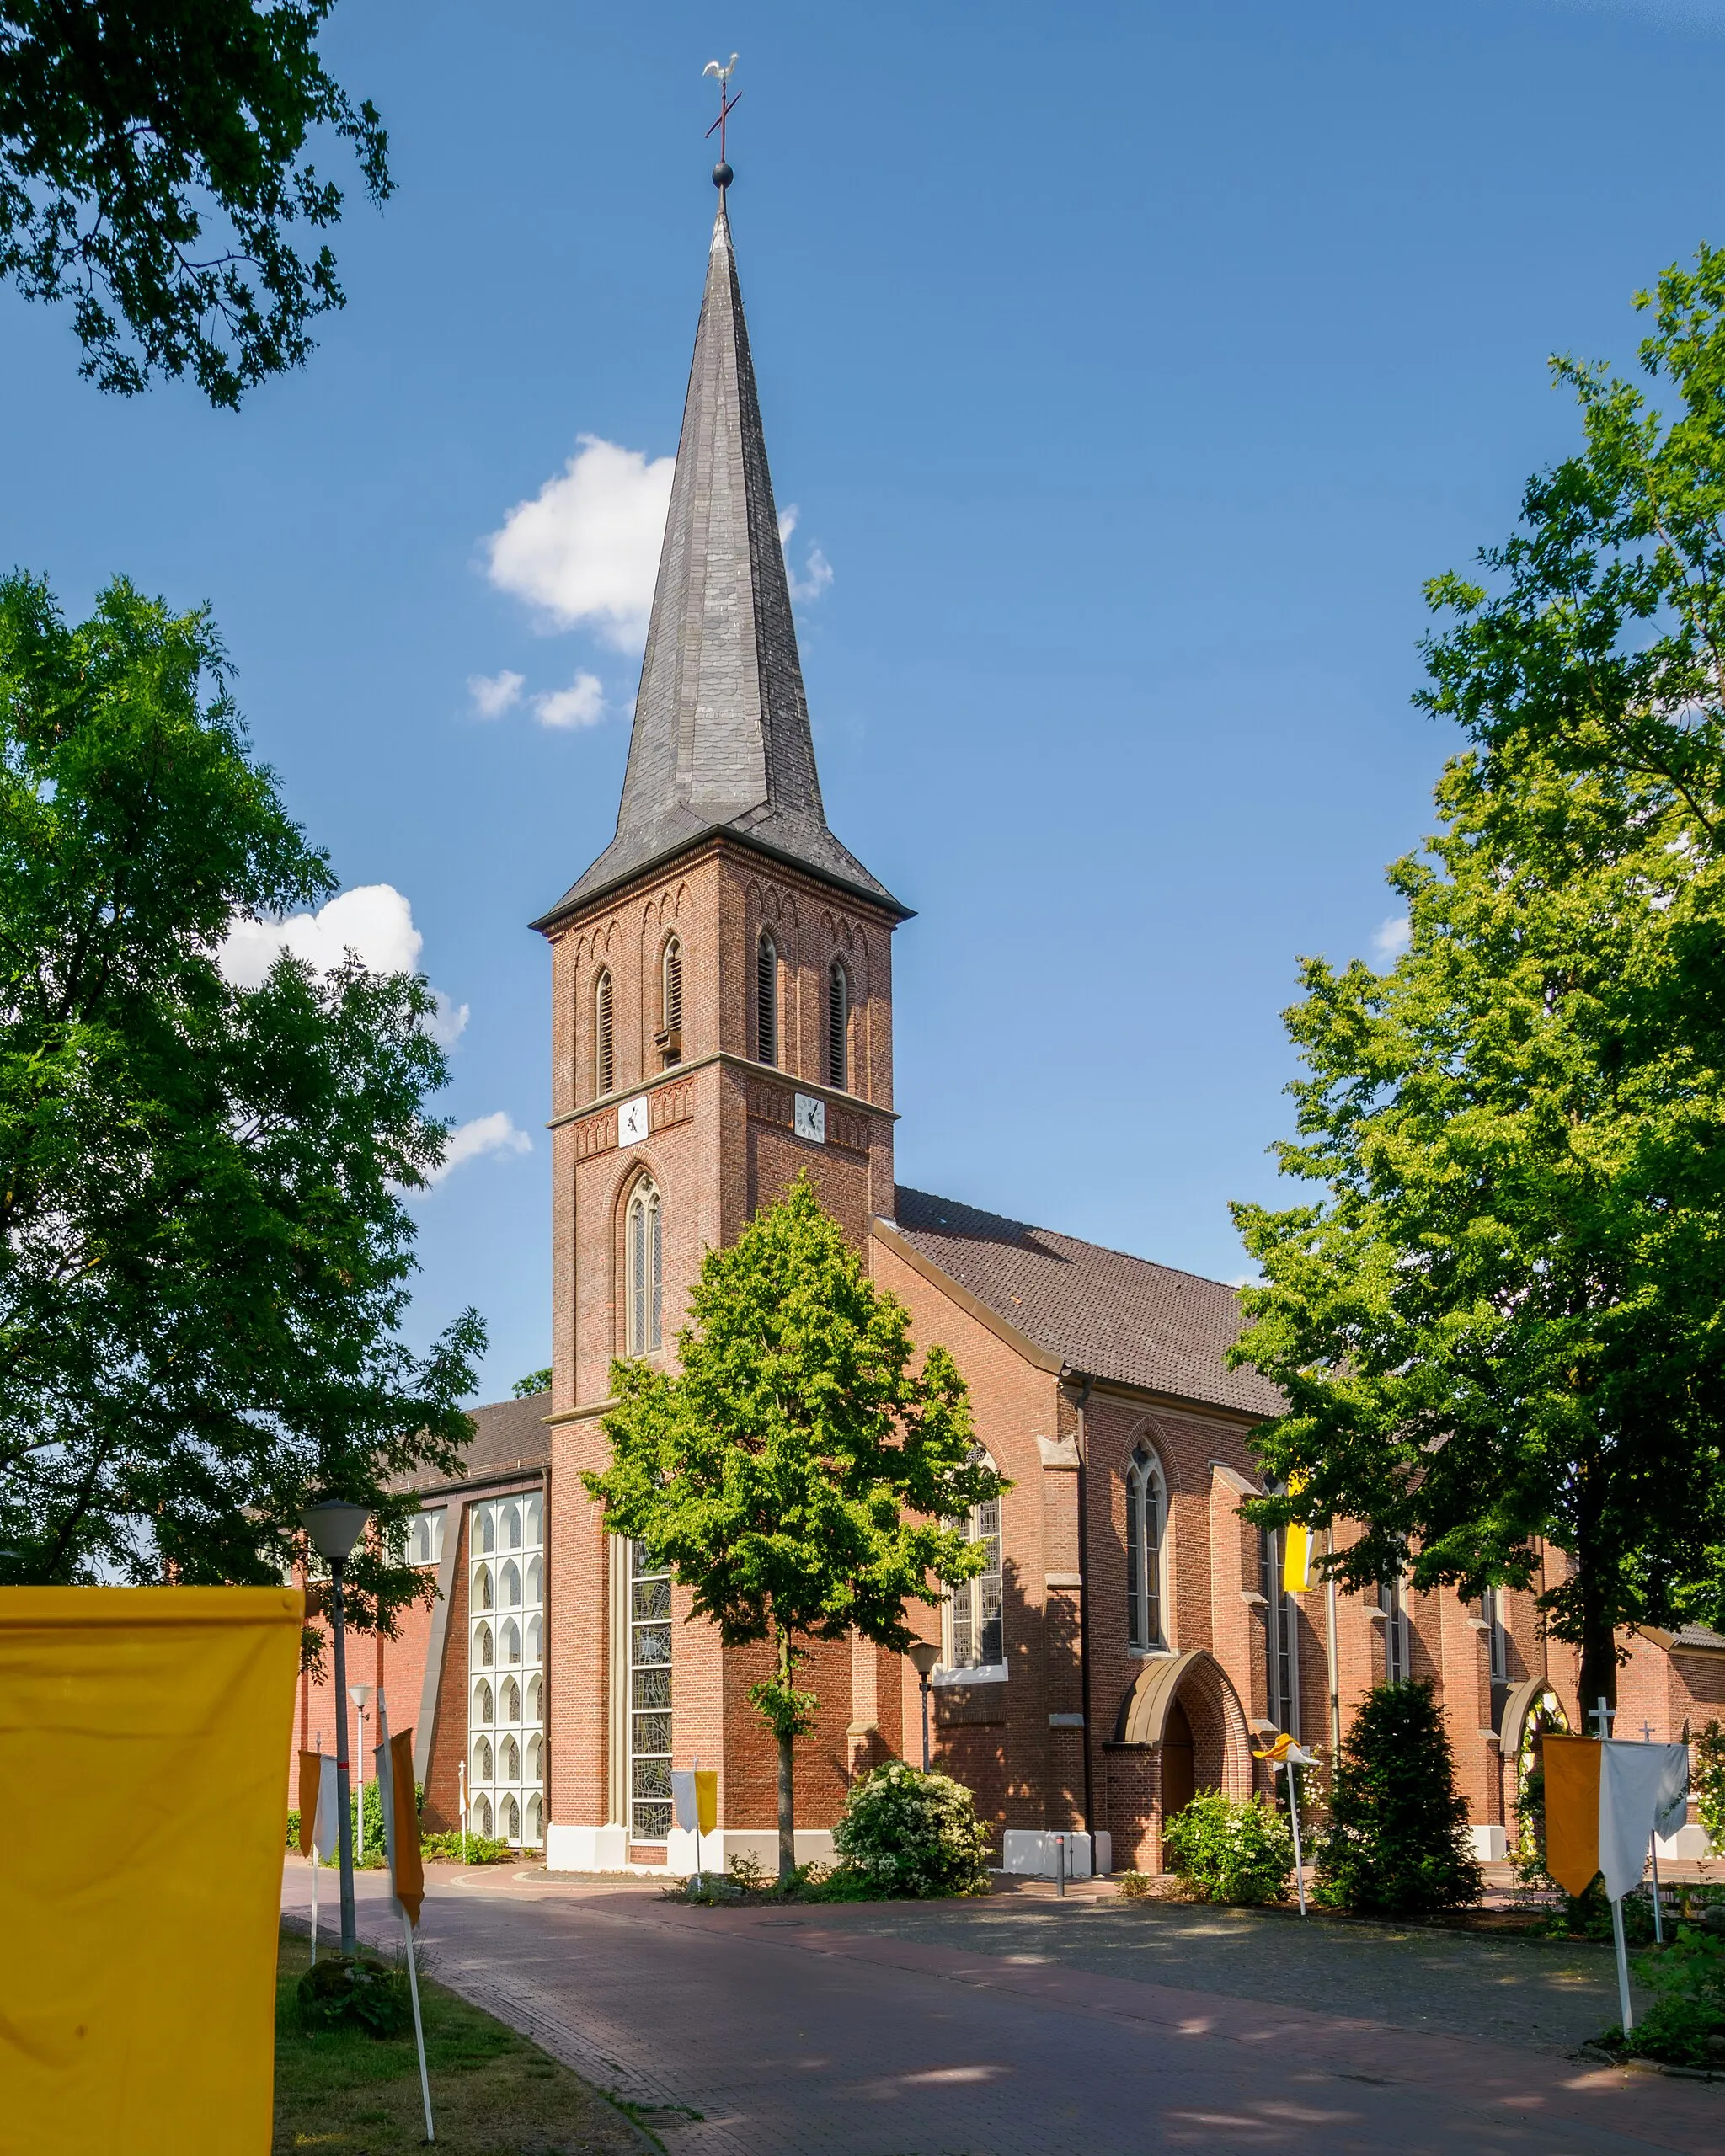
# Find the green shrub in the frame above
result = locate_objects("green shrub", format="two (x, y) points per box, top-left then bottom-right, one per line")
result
(831, 1761), (993, 1897)
(1115, 1870), (1154, 1900)
(1696, 1721), (1725, 1855)
(295, 1951), (411, 2038)
(1613, 1924), (1725, 2067)
(1163, 1792), (1293, 1905)
(420, 1829), (513, 1865)
(1313, 1680), (1483, 1916)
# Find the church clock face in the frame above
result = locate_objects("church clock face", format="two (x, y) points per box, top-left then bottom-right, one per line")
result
(793, 1092), (826, 1145)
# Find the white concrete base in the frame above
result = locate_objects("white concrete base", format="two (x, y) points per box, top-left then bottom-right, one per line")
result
(1656, 1823), (1713, 1860)
(543, 1822), (628, 1872)
(665, 1827), (727, 1878)
(719, 1829), (836, 1876)
(1001, 1829), (1108, 1880)
(1467, 1824), (1508, 1862)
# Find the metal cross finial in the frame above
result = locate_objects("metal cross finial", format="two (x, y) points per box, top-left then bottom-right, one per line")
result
(703, 54), (741, 178)
(1589, 1694), (1616, 1738)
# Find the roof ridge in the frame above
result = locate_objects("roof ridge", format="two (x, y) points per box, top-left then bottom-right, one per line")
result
(895, 1185), (1247, 1298)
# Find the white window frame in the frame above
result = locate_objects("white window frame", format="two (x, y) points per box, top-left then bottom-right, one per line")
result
(467, 1492), (545, 1847)
(1381, 1573), (1412, 1685)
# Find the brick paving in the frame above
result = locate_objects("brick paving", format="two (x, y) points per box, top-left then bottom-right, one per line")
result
(281, 1865), (1723, 2155)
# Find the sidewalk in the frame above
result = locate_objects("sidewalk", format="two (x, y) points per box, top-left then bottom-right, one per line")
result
(282, 1863), (1723, 2155)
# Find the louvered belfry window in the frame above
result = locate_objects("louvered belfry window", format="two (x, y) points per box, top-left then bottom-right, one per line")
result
(660, 937), (683, 1066)
(756, 931), (778, 1066)
(593, 969), (615, 1097)
(827, 959), (849, 1091)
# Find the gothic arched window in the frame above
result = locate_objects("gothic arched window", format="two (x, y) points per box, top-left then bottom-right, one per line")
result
(827, 958), (850, 1091)
(756, 931), (778, 1066)
(1125, 1445), (1167, 1652)
(660, 936), (683, 1066)
(627, 1176), (663, 1355)
(948, 1458), (1003, 1671)
(593, 967), (615, 1097)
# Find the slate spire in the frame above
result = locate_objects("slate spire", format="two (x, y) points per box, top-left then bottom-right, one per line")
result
(536, 196), (901, 926)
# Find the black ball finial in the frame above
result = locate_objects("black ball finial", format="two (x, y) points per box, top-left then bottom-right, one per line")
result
(712, 160), (734, 190)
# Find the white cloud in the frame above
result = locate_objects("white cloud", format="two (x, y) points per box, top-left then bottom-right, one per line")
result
(778, 505), (835, 605)
(1372, 915), (1412, 963)
(218, 884), (469, 1043)
(468, 669), (524, 719)
(423, 1111), (533, 1187)
(534, 672), (606, 730)
(484, 435), (674, 650)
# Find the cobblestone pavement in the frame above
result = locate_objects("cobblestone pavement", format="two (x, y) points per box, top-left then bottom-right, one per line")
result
(280, 1867), (1722, 2156)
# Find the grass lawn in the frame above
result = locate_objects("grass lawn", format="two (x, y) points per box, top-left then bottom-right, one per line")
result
(273, 1924), (650, 2153)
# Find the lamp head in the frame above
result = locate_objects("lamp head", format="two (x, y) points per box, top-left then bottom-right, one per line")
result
(349, 1684), (374, 1710)
(299, 1498), (371, 1564)
(907, 1640), (941, 1680)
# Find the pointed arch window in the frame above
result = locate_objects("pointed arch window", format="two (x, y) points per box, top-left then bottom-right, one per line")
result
(1125, 1446), (1167, 1652)
(626, 1177), (663, 1355)
(948, 1455), (1003, 1672)
(1381, 1573), (1412, 1685)
(827, 959), (850, 1091)
(756, 931), (778, 1066)
(659, 937), (683, 1067)
(593, 968), (615, 1097)
(1259, 1527), (1300, 1738)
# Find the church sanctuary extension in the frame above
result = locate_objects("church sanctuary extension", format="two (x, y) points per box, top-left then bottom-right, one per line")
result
(298, 173), (1722, 1877)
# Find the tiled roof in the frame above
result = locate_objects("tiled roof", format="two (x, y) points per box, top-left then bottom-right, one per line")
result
(401, 1391), (550, 1496)
(1673, 1625), (1725, 1653)
(532, 199), (901, 930)
(885, 1188), (1282, 1420)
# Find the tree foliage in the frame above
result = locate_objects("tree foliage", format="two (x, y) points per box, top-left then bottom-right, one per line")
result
(1231, 248), (1725, 1710)
(586, 1174), (1001, 1875)
(0, 572), (482, 1632)
(0, 1), (390, 406)
(1312, 1681), (1483, 1915)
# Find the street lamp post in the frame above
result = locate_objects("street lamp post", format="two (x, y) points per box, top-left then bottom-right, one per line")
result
(349, 1683), (375, 1864)
(907, 1641), (940, 1773)
(301, 1499), (371, 1960)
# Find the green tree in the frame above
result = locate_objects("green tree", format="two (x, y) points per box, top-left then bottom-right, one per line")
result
(0, 572), (483, 1636)
(1231, 252), (1725, 1716)
(0, 1), (390, 406)
(586, 1174), (1001, 1879)
(511, 1367), (552, 1398)
(1312, 1681), (1483, 1915)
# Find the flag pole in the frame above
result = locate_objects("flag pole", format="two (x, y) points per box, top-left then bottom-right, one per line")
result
(377, 1687), (435, 2144)
(1284, 1759), (1307, 1917)
(310, 1726), (321, 1964)
(1611, 1893), (1634, 2033)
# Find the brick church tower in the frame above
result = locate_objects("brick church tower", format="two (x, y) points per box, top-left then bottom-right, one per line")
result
(531, 184), (910, 1870)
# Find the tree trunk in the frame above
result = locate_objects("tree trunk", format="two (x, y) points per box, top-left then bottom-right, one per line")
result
(776, 1625), (796, 1880)
(777, 1725), (795, 1881)
(1577, 1585), (1619, 1737)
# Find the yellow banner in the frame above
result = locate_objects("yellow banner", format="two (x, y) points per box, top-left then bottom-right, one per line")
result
(1541, 1732), (1603, 1898)
(0, 1586), (303, 2155)
(1281, 1476), (1313, 1593)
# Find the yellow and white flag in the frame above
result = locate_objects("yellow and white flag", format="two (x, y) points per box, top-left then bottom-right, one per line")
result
(1542, 1733), (1688, 1901)
(298, 1748), (339, 1860)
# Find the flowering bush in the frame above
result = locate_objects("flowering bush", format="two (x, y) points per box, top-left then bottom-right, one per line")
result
(832, 1760), (993, 1897)
(1162, 1792), (1293, 1906)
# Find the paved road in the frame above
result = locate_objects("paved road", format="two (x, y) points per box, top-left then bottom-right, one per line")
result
(280, 1866), (1722, 2155)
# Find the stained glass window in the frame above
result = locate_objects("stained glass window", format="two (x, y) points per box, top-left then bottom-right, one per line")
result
(629, 1542), (674, 1842)
(1125, 1447), (1166, 1652)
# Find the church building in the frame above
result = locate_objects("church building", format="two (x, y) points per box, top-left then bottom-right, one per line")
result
(302, 177), (1722, 1876)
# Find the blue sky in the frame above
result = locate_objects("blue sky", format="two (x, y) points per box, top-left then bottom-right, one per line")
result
(3, 0), (1722, 1402)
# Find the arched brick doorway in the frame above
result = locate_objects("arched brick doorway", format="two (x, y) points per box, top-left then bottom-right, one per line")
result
(1103, 1649), (1253, 1873)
